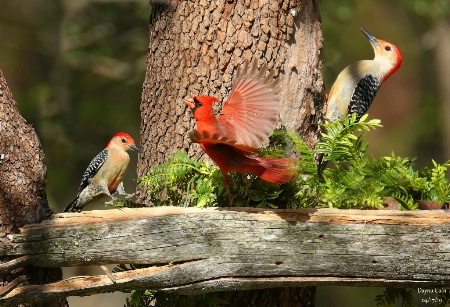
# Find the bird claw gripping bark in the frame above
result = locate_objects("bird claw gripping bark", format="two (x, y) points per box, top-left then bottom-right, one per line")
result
(115, 182), (134, 199)
(105, 183), (135, 209)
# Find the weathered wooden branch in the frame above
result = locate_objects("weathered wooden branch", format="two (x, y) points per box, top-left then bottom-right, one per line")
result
(1, 207), (450, 305)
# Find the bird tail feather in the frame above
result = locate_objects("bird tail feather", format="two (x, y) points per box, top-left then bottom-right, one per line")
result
(316, 153), (328, 176)
(253, 157), (297, 184)
(64, 198), (80, 213)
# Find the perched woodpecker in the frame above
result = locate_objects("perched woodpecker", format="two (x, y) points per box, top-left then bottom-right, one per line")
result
(324, 28), (402, 122)
(64, 132), (140, 212)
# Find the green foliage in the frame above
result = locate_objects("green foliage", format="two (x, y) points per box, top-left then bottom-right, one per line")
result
(260, 128), (293, 158)
(312, 115), (450, 209)
(374, 288), (414, 307)
(139, 151), (218, 207)
(316, 114), (382, 168)
(285, 129), (320, 207)
(139, 149), (295, 208)
(315, 114), (386, 208)
(129, 115), (450, 306)
(139, 115), (450, 210)
(125, 291), (227, 307)
(420, 160), (450, 204)
(125, 290), (156, 307)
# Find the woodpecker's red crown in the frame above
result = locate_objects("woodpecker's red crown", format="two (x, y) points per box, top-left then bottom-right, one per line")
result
(362, 28), (402, 82)
(375, 39), (402, 82)
(108, 132), (140, 152)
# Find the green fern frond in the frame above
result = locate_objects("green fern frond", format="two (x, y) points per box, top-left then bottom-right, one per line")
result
(282, 129), (321, 208)
(314, 114), (382, 167)
(422, 160), (450, 205)
(190, 177), (217, 208)
(139, 151), (219, 206)
(286, 129), (317, 177)
(260, 128), (293, 158)
(137, 117), (450, 211)
(139, 149), (295, 208)
(390, 191), (418, 210)
(375, 288), (414, 307)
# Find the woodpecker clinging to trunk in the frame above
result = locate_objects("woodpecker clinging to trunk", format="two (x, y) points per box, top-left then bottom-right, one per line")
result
(64, 132), (140, 212)
(317, 28), (402, 174)
(324, 28), (403, 122)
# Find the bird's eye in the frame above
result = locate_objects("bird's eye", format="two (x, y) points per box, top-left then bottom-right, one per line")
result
(121, 138), (126, 143)
(193, 97), (202, 108)
(385, 46), (392, 51)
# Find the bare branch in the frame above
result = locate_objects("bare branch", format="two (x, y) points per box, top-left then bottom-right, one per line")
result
(0, 256), (32, 274)
(0, 207), (449, 305)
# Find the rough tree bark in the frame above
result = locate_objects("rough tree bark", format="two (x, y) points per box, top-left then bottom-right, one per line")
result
(138, 0), (325, 197)
(138, 0), (324, 305)
(0, 70), (66, 306)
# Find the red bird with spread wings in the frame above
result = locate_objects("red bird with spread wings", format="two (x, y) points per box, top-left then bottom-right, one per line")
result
(185, 61), (297, 186)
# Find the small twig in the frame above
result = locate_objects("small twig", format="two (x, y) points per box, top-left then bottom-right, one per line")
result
(0, 256), (31, 274)
(0, 275), (28, 297)
(100, 265), (116, 283)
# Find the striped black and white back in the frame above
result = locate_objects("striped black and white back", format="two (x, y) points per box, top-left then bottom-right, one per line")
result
(347, 75), (381, 121)
(77, 149), (109, 192)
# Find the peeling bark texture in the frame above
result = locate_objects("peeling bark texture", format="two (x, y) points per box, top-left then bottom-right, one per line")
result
(138, 0), (325, 204)
(0, 70), (65, 307)
(0, 71), (50, 236)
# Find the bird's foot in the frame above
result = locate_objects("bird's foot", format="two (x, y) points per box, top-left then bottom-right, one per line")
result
(115, 182), (134, 199)
(104, 196), (125, 211)
(104, 195), (117, 206)
(226, 186), (235, 208)
(241, 174), (252, 196)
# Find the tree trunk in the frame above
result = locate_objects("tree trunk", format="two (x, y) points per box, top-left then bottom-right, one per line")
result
(138, 0), (324, 305)
(138, 0), (324, 198)
(0, 70), (66, 306)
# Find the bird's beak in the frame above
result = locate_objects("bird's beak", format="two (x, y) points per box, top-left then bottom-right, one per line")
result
(128, 144), (141, 152)
(361, 28), (381, 48)
(185, 97), (195, 109)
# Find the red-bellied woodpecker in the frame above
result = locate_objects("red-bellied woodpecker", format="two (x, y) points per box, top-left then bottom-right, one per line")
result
(64, 132), (140, 212)
(317, 28), (402, 174)
(324, 28), (403, 122)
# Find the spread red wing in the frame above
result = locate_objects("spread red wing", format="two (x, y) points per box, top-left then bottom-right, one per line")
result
(218, 62), (281, 151)
(188, 129), (257, 155)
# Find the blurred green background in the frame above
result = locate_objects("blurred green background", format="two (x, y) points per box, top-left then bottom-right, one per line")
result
(0, 0), (146, 213)
(0, 0), (448, 306)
